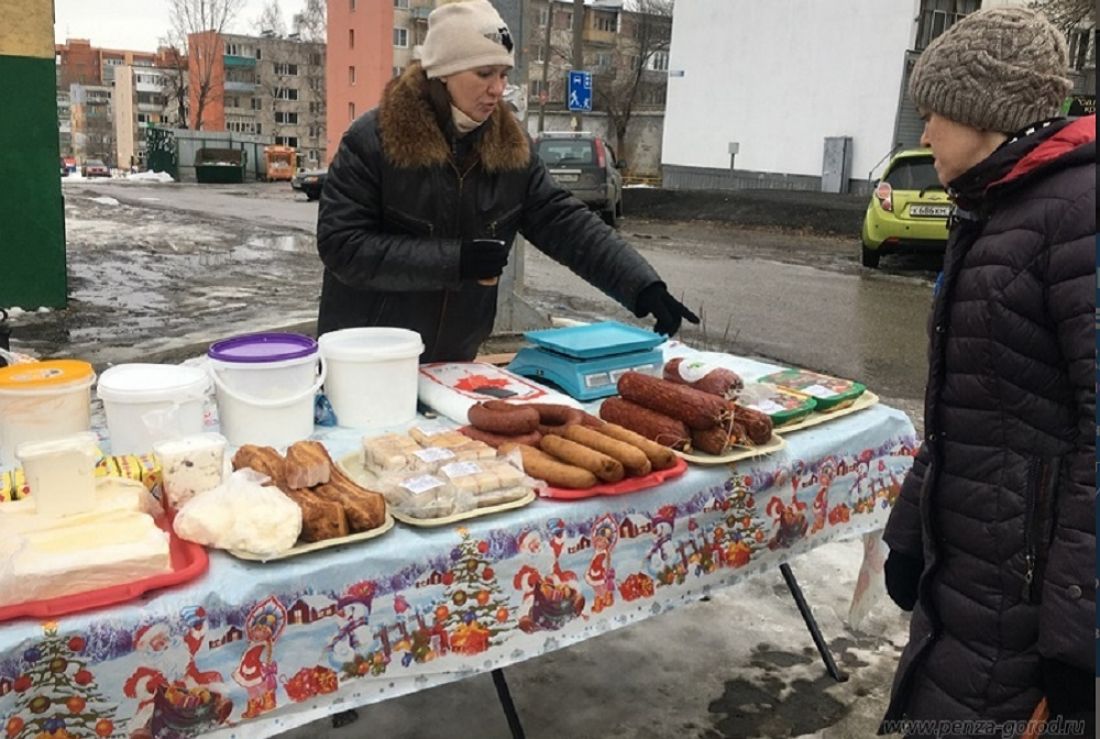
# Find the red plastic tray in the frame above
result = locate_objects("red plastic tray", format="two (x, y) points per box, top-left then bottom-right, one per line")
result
(542, 455), (688, 500)
(0, 515), (209, 622)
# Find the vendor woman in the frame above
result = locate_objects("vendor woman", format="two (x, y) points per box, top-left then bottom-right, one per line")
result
(316, 0), (697, 361)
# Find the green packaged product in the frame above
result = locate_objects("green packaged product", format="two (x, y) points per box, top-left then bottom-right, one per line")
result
(756, 369), (866, 413)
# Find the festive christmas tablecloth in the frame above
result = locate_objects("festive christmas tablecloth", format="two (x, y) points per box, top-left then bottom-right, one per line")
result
(0, 401), (917, 739)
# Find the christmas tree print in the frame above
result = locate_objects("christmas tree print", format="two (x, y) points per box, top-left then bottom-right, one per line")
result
(5, 622), (119, 739)
(440, 528), (514, 655)
(719, 476), (765, 568)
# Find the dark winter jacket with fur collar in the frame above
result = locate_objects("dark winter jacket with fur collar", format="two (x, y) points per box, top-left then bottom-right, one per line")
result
(880, 115), (1096, 734)
(316, 63), (661, 361)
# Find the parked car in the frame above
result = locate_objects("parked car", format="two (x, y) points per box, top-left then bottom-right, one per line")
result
(534, 131), (624, 227)
(81, 159), (110, 178)
(291, 168), (327, 201)
(859, 148), (950, 268)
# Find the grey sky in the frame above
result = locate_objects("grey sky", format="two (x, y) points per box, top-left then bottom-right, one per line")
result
(54, 0), (306, 52)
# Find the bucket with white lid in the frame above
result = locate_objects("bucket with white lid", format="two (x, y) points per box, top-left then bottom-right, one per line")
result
(207, 332), (324, 448)
(318, 327), (423, 430)
(96, 363), (211, 455)
(0, 360), (96, 468)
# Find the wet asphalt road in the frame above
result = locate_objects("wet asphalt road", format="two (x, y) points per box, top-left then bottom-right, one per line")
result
(50, 180), (937, 422)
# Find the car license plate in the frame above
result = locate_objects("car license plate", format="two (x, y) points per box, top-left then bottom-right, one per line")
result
(909, 204), (951, 217)
(553, 173), (579, 183)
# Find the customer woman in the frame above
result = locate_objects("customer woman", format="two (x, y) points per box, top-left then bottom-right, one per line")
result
(316, 0), (696, 361)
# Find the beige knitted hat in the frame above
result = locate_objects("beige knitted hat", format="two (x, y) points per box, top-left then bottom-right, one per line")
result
(420, 0), (515, 79)
(909, 6), (1071, 134)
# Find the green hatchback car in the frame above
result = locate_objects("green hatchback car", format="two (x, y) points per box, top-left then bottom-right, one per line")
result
(860, 148), (951, 268)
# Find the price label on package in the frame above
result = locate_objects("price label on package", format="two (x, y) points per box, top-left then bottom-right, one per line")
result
(414, 447), (456, 463)
(401, 475), (445, 495)
(801, 384), (838, 399)
(750, 399), (786, 415)
(441, 461), (482, 479)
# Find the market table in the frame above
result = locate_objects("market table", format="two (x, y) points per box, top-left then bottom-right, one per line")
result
(0, 357), (918, 739)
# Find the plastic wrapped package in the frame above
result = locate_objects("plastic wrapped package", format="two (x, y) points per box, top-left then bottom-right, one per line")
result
(376, 471), (475, 520)
(438, 457), (538, 507)
(362, 433), (421, 473)
(154, 433), (228, 510)
(173, 468), (302, 558)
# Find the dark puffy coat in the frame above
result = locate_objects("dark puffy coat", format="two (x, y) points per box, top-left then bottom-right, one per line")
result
(881, 116), (1096, 734)
(316, 63), (661, 361)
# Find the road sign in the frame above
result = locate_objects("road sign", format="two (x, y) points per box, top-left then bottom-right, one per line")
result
(567, 70), (592, 112)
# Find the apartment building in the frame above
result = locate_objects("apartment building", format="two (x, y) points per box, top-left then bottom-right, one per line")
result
(69, 82), (114, 164)
(188, 31), (327, 167)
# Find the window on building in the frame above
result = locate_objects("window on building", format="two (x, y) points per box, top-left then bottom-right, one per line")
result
(392, 66), (404, 78)
(555, 10), (573, 30)
(274, 62), (299, 76)
(533, 44), (545, 64)
(348, 65), (356, 85)
(225, 42), (242, 56)
(394, 28), (409, 47)
(275, 111), (300, 124)
(349, 29), (355, 49)
(308, 149), (319, 163)
(594, 12), (616, 32)
(537, 7), (549, 26)
(251, 97), (262, 110)
(350, 0), (356, 10)
(275, 136), (299, 148)
(394, 0), (409, 7)
(225, 96), (239, 108)
(309, 52), (323, 66)
(349, 102), (356, 121)
(255, 47), (262, 60)
(647, 51), (669, 71)
(915, 0), (978, 51)
(531, 78), (548, 99)
(309, 101), (322, 114)
(1068, 29), (1096, 71)
(595, 52), (613, 69)
(275, 87), (299, 100)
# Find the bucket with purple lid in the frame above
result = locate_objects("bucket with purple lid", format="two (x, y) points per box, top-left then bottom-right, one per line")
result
(207, 332), (325, 448)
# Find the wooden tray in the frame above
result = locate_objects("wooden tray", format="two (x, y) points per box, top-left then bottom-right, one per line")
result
(542, 455), (688, 500)
(338, 454), (538, 528)
(674, 432), (787, 466)
(228, 513), (395, 562)
(771, 392), (879, 434)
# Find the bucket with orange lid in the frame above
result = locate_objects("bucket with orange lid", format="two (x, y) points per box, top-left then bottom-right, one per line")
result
(0, 360), (96, 467)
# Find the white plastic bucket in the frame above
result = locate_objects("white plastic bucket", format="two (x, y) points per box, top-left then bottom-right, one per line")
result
(318, 328), (424, 430)
(0, 360), (96, 468)
(96, 363), (211, 456)
(207, 333), (324, 448)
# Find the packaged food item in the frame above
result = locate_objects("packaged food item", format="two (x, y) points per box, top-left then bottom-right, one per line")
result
(410, 428), (497, 460)
(362, 433), (421, 472)
(154, 433), (228, 510)
(663, 357), (743, 398)
(15, 433), (99, 517)
(377, 472), (473, 520)
(173, 468), (302, 558)
(738, 383), (817, 427)
(438, 458), (535, 506)
(756, 369), (866, 412)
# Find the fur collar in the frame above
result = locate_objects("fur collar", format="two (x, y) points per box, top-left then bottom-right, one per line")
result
(378, 63), (529, 172)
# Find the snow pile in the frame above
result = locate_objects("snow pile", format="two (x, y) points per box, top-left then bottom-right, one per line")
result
(90, 196), (121, 206)
(127, 170), (176, 183)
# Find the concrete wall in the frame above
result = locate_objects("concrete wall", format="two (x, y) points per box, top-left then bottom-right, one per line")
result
(662, 0), (917, 189)
(528, 110), (665, 177)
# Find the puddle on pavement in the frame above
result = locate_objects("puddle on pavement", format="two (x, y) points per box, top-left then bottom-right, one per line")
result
(244, 233), (315, 253)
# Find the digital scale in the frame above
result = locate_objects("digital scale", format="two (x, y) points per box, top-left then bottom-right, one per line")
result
(507, 321), (666, 401)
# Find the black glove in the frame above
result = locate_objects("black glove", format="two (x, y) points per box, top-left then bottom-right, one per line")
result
(459, 239), (510, 280)
(884, 549), (922, 612)
(1042, 659), (1096, 729)
(633, 282), (700, 337)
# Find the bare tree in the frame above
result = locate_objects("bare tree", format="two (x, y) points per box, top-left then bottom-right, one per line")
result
(1029, 0), (1094, 37)
(157, 37), (189, 128)
(293, 0), (327, 43)
(256, 0), (287, 36)
(593, 0), (673, 162)
(167, 0), (246, 130)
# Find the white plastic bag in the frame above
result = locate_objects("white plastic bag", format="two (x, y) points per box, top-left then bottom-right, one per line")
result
(174, 468), (302, 557)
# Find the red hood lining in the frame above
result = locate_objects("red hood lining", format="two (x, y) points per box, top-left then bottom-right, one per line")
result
(990, 115), (1096, 189)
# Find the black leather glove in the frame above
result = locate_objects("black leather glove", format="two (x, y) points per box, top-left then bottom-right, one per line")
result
(884, 549), (922, 612)
(459, 239), (510, 280)
(1042, 659), (1095, 730)
(633, 282), (700, 337)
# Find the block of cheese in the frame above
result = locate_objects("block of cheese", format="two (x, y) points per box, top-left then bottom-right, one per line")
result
(439, 459), (526, 495)
(15, 433), (100, 517)
(362, 434), (421, 472)
(0, 511), (171, 607)
(409, 428), (496, 461)
(0, 478), (160, 535)
(155, 434), (228, 510)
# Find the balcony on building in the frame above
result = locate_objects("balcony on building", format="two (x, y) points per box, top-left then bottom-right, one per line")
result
(223, 54), (258, 68)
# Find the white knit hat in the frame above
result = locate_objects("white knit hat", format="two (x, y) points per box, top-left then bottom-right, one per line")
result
(420, 0), (515, 79)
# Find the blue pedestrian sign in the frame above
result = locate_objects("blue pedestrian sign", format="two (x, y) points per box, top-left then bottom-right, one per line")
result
(567, 70), (592, 112)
